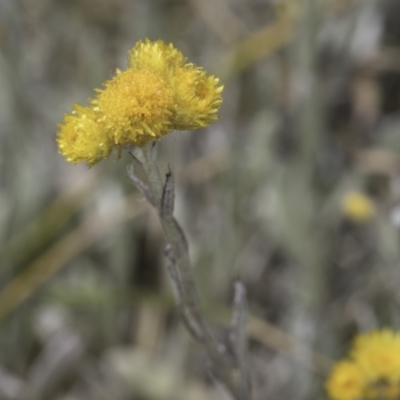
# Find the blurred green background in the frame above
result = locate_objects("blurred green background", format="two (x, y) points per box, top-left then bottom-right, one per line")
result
(1, 0), (400, 399)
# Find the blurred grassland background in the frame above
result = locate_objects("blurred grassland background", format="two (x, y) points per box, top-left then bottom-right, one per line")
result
(1, 0), (400, 399)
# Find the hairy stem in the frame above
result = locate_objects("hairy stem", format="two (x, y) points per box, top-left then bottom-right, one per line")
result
(127, 143), (250, 400)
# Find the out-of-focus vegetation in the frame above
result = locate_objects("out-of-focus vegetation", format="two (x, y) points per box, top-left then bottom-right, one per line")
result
(1, 0), (400, 399)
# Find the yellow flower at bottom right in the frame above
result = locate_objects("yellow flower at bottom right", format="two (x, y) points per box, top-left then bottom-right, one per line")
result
(352, 330), (400, 382)
(326, 361), (366, 400)
(326, 330), (400, 400)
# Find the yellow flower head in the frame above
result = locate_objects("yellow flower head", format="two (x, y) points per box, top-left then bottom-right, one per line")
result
(128, 38), (224, 131)
(351, 330), (400, 382)
(341, 191), (375, 223)
(93, 68), (174, 146)
(171, 66), (224, 131)
(326, 361), (366, 400)
(128, 39), (186, 77)
(57, 39), (223, 165)
(57, 105), (113, 166)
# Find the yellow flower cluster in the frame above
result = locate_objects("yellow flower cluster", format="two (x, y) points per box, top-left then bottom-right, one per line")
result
(326, 329), (400, 400)
(341, 191), (375, 223)
(57, 39), (223, 166)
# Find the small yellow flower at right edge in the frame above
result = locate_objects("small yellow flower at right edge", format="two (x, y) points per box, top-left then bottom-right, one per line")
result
(326, 329), (400, 400)
(341, 191), (375, 223)
(352, 330), (400, 393)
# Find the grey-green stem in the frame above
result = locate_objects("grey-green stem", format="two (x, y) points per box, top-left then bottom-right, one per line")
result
(126, 142), (250, 400)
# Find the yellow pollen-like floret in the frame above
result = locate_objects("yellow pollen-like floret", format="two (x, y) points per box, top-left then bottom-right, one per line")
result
(128, 38), (186, 77)
(326, 361), (366, 400)
(341, 191), (375, 223)
(351, 330), (400, 382)
(57, 105), (113, 166)
(171, 66), (224, 131)
(326, 330), (400, 400)
(128, 39), (224, 131)
(57, 39), (223, 166)
(94, 68), (175, 146)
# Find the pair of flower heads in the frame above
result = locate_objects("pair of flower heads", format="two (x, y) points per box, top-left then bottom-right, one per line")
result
(327, 329), (400, 400)
(57, 39), (224, 166)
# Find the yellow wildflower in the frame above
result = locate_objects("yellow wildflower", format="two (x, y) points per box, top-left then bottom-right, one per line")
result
(341, 191), (375, 223)
(171, 66), (224, 130)
(57, 105), (113, 166)
(128, 39), (186, 77)
(326, 361), (366, 400)
(352, 330), (400, 382)
(326, 330), (400, 400)
(128, 38), (224, 131)
(93, 68), (174, 146)
(57, 39), (223, 165)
